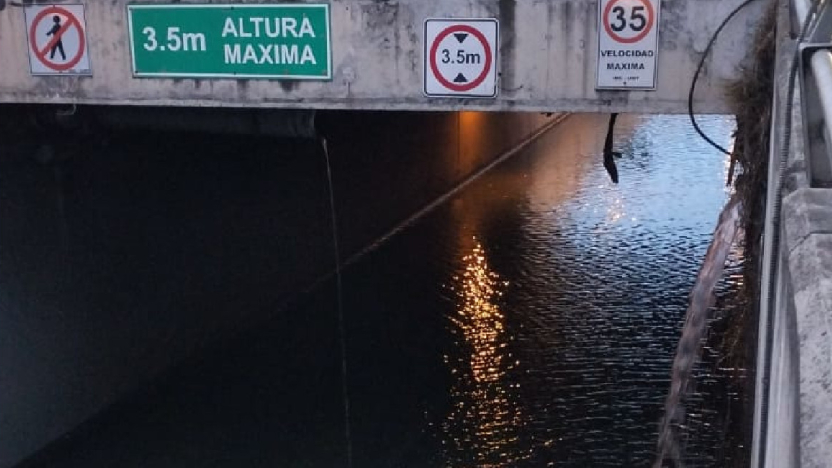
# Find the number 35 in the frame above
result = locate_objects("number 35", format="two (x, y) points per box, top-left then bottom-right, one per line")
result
(611, 5), (647, 32)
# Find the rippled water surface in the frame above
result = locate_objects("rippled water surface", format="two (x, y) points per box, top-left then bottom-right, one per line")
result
(30, 114), (746, 468)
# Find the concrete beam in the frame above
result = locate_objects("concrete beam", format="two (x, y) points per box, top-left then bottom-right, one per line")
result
(782, 189), (832, 468)
(0, 0), (766, 114)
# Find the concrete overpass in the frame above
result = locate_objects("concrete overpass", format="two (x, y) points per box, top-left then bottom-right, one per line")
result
(0, 0), (765, 114)
(6, 0), (832, 467)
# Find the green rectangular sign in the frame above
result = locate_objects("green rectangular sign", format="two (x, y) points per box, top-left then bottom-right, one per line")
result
(127, 4), (331, 79)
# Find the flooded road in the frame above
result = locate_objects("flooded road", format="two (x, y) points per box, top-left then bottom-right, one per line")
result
(15, 113), (745, 467)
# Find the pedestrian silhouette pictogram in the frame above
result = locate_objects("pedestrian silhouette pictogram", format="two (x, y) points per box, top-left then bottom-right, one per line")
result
(46, 15), (66, 61)
(25, 4), (91, 74)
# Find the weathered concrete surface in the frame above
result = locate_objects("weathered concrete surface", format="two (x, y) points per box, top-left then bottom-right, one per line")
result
(756, 0), (832, 464)
(0, 0), (766, 113)
(782, 189), (832, 468)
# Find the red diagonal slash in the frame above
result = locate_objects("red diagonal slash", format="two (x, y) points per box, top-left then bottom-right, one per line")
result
(29, 6), (86, 71)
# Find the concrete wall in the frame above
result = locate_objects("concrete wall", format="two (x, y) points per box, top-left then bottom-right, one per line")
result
(0, 0), (766, 114)
(770, 87), (832, 468)
(0, 109), (553, 467)
(780, 190), (832, 468)
(755, 1), (832, 466)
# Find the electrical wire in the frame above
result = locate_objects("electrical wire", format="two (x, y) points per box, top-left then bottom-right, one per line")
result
(687, 1), (825, 466)
(688, 0), (761, 156)
(676, 1), (823, 466)
(321, 138), (354, 468)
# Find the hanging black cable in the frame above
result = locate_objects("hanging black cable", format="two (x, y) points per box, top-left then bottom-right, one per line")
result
(688, 0), (761, 156)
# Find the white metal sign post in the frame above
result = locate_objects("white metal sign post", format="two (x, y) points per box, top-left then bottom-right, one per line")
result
(424, 19), (498, 98)
(24, 4), (91, 75)
(596, 0), (660, 90)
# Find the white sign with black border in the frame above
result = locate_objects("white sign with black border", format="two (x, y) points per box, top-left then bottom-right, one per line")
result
(424, 18), (498, 98)
(596, 0), (660, 90)
(24, 4), (92, 76)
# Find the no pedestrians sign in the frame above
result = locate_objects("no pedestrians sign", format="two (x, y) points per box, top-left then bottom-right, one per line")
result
(424, 19), (498, 98)
(24, 4), (91, 75)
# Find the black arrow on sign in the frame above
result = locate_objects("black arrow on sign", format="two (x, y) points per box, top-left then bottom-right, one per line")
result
(453, 33), (468, 43)
(453, 73), (468, 83)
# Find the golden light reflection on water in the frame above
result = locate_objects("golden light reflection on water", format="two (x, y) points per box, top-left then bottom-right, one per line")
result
(442, 240), (528, 468)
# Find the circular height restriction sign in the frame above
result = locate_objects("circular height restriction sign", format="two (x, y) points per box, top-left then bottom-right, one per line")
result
(602, 0), (655, 44)
(424, 19), (498, 98)
(24, 4), (92, 75)
(596, 0), (660, 90)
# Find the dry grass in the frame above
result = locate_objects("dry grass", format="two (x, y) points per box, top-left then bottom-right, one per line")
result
(718, 2), (779, 466)
(722, 0), (778, 367)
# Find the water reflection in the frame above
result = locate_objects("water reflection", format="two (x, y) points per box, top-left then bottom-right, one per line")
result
(439, 114), (740, 467)
(9, 113), (748, 468)
(443, 240), (527, 467)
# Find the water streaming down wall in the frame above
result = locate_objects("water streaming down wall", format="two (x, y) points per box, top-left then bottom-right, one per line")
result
(651, 2), (779, 463)
(653, 196), (743, 467)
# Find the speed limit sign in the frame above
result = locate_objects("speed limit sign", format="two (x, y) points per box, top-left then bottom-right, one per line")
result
(596, 0), (660, 90)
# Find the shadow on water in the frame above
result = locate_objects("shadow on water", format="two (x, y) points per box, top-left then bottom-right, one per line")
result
(6, 113), (749, 468)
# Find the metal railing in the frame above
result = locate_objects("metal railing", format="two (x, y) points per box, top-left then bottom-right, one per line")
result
(751, 1), (832, 467)
(798, 0), (832, 186)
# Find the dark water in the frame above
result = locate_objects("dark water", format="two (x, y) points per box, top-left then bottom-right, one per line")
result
(21, 114), (746, 467)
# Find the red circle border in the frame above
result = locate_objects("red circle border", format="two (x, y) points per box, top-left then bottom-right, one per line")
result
(602, 0), (655, 45)
(29, 6), (86, 72)
(429, 24), (493, 93)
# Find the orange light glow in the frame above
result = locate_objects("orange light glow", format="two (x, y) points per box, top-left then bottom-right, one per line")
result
(442, 240), (529, 467)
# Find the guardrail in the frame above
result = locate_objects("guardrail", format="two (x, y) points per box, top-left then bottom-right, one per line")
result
(752, 1), (832, 467)
(798, 0), (832, 186)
